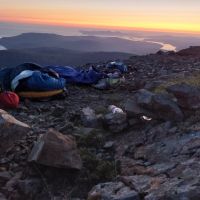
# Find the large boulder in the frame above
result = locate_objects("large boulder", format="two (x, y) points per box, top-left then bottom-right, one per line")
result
(28, 129), (82, 170)
(0, 109), (30, 153)
(167, 83), (200, 110)
(124, 89), (183, 122)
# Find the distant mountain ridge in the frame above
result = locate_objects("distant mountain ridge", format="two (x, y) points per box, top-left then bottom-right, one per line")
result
(0, 32), (161, 55)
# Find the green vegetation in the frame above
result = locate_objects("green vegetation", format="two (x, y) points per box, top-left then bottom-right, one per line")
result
(80, 148), (118, 182)
(154, 73), (200, 93)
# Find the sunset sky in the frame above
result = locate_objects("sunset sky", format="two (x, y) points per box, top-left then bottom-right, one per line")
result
(1, 0), (200, 34)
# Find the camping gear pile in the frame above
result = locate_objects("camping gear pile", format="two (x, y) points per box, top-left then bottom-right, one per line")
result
(0, 61), (128, 108)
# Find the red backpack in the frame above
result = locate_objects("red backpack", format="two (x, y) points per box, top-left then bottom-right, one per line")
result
(0, 91), (19, 109)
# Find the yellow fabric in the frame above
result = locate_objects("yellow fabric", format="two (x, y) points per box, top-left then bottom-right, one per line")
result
(18, 89), (63, 98)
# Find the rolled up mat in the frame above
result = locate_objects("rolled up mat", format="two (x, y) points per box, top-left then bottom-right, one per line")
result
(17, 89), (63, 99)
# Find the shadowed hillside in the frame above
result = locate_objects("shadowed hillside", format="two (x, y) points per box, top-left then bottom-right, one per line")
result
(0, 33), (161, 54)
(0, 47), (132, 68)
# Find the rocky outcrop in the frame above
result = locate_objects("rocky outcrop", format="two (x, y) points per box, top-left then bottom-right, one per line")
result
(167, 83), (200, 110)
(124, 89), (183, 122)
(177, 46), (200, 56)
(0, 109), (30, 153)
(89, 172), (200, 200)
(28, 129), (82, 170)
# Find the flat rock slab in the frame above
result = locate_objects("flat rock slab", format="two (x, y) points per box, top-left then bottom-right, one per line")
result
(28, 129), (82, 170)
(0, 109), (30, 154)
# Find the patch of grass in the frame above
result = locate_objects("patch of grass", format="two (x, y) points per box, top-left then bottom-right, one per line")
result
(77, 128), (106, 148)
(80, 148), (118, 182)
(154, 73), (200, 93)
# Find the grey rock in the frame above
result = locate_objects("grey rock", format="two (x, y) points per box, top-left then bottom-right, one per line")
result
(167, 83), (200, 110)
(104, 112), (128, 133)
(81, 107), (101, 128)
(104, 141), (115, 149)
(124, 89), (183, 122)
(124, 97), (153, 118)
(88, 181), (140, 200)
(135, 89), (154, 109)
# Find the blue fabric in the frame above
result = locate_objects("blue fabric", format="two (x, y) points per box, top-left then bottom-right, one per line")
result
(25, 71), (66, 91)
(46, 66), (105, 84)
(106, 61), (128, 73)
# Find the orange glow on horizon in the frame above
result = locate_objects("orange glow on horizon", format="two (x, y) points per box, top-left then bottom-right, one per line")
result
(1, 1), (200, 36)
(1, 18), (200, 36)
(1, 5), (200, 36)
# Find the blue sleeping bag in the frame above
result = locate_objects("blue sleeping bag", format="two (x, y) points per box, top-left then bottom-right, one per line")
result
(25, 71), (66, 91)
(46, 66), (105, 84)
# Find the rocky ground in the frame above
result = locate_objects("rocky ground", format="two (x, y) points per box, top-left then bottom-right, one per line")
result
(1, 48), (200, 200)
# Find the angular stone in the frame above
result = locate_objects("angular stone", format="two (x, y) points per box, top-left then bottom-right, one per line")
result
(28, 129), (82, 170)
(0, 109), (30, 153)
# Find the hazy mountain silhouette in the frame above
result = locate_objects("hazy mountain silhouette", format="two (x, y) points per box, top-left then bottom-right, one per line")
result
(0, 33), (161, 54)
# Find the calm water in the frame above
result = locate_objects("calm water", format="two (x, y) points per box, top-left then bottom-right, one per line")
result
(146, 40), (176, 51)
(123, 36), (176, 51)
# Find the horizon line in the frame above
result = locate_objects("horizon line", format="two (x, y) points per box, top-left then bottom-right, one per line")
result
(1, 19), (200, 36)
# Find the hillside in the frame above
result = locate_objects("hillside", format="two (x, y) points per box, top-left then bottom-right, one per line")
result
(1, 46), (200, 199)
(0, 47), (132, 68)
(0, 33), (161, 54)
(177, 46), (200, 56)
